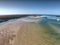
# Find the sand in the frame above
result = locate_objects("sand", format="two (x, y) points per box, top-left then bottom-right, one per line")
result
(0, 22), (21, 45)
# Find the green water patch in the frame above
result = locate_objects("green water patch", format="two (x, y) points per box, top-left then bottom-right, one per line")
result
(29, 21), (60, 40)
(39, 22), (60, 39)
(37, 22), (60, 45)
(50, 23), (60, 28)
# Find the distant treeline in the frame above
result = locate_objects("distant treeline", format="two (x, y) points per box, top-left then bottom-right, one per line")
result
(0, 15), (29, 22)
